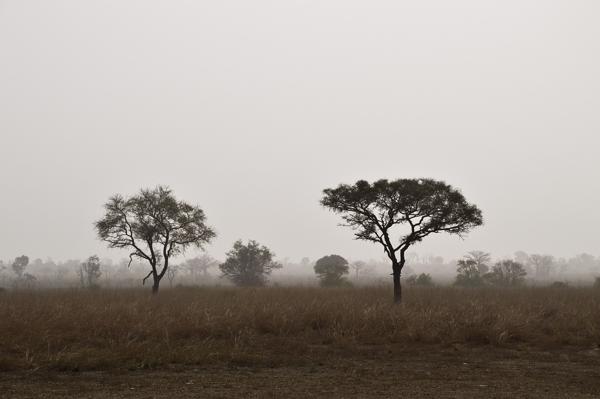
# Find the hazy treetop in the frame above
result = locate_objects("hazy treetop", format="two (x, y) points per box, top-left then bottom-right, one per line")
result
(0, 1), (599, 261)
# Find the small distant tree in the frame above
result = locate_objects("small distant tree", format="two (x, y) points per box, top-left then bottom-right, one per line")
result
(406, 273), (434, 287)
(529, 254), (554, 280)
(79, 255), (102, 289)
(184, 254), (219, 282)
(321, 178), (483, 303)
(484, 260), (527, 287)
(464, 251), (491, 274)
(219, 240), (281, 287)
(454, 259), (484, 287)
(95, 186), (216, 294)
(454, 251), (490, 287)
(12, 255), (29, 280)
(350, 260), (367, 280)
(593, 277), (600, 289)
(314, 255), (349, 286)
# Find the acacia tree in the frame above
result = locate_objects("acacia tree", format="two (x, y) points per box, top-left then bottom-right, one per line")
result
(219, 240), (281, 286)
(321, 178), (483, 303)
(95, 186), (216, 294)
(314, 254), (349, 286)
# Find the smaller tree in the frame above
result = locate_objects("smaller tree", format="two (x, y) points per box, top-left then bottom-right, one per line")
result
(184, 254), (218, 283)
(314, 255), (350, 287)
(300, 257), (311, 268)
(219, 240), (281, 287)
(464, 251), (491, 274)
(79, 255), (102, 289)
(350, 260), (368, 280)
(454, 259), (484, 287)
(484, 260), (527, 287)
(12, 255), (29, 280)
(529, 254), (554, 280)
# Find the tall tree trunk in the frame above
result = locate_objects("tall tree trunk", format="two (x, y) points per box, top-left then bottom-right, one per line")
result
(152, 276), (160, 294)
(392, 262), (402, 304)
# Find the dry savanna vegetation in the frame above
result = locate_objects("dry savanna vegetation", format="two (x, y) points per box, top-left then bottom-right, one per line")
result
(2, 285), (600, 372)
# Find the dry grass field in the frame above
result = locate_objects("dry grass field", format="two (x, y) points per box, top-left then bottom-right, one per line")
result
(2, 286), (600, 397)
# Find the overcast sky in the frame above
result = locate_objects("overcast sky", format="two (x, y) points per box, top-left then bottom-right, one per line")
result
(0, 1), (599, 264)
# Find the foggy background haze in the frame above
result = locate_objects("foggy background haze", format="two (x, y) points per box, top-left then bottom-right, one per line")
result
(1, 1), (599, 264)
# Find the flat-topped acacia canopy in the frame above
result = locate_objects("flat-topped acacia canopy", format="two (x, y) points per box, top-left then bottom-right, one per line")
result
(321, 178), (483, 303)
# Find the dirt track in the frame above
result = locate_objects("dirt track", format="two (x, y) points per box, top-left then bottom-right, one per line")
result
(2, 346), (600, 398)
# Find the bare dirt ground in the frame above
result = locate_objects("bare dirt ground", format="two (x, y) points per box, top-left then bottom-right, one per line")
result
(3, 345), (600, 398)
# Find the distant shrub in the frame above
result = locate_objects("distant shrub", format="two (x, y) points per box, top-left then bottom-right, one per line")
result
(594, 277), (600, 289)
(406, 273), (434, 287)
(314, 255), (350, 287)
(550, 281), (569, 289)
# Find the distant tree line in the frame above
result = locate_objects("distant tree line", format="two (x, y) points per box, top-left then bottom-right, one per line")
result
(3, 180), (600, 303)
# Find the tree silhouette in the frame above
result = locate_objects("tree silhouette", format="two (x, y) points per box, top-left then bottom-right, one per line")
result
(350, 260), (368, 280)
(314, 255), (349, 286)
(184, 254), (219, 283)
(12, 255), (29, 279)
(529, 254), (554, 280)
(455, 251), (491, 287)
(321, 178), (483, 303)
(484, 260), (527, 287)
(219, 240), (281, 287)
(464, 251), (491, 274)
(95, 186), (216, 294)
(79, 255), (102, 289)
(455, 259), (484, 287)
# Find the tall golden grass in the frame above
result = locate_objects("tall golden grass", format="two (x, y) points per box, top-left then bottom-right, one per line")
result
(1, 286), (599, 371)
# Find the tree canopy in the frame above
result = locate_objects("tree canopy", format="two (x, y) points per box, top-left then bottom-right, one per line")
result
(313, 254), (349, 286)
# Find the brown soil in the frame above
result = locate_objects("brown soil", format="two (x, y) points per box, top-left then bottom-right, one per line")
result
(3, 345), (600, 398)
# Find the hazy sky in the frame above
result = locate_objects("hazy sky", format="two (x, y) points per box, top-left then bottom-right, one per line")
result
(1, 1), (599, 264)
